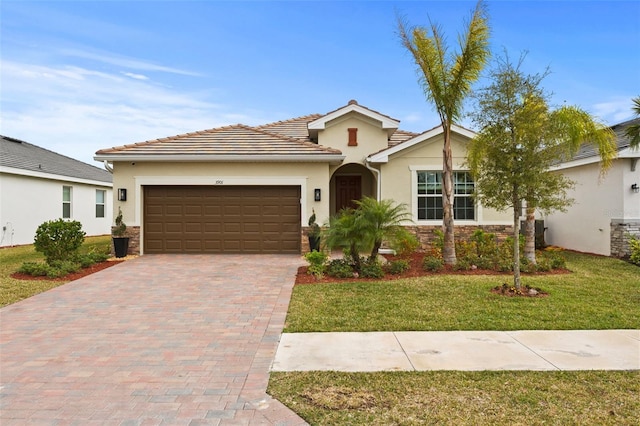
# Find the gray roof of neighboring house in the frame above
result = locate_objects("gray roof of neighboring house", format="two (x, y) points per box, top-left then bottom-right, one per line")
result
(569, 117), (640, 161)
(1, 135), (113, 183)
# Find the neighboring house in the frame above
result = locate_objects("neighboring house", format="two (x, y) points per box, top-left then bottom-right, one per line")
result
(544, 118), (640, 257)
(94, 100), (512, 255)
(0, 136), (113, 247)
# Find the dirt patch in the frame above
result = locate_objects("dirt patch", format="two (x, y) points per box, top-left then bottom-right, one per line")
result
(11, 260), (125, 282)
(490, 283), (549, 297)
(301, 386), (382, 410)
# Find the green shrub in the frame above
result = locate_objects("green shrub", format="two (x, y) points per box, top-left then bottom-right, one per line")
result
(47, 260), (80, 278)
(304, 250), (328, 279)
(547, 252), (567, 269)
(390, 228), (420, 258)
(326, 258), (355, 278)
(387, 259), (410, 275)
(454, 259), (472, 271)
(34, 219), (85, 264)
(360, 259), (384, 278)
(18, 262), (50, 277)
(77, 252), (109, 268)
(628, 237), (640, 265)
(423, 255), (444, 272)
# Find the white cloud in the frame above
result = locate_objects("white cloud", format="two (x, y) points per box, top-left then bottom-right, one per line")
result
(122, 72), (149, 81)
(591, 97), (635, 124)
(0, 60), (233, 165)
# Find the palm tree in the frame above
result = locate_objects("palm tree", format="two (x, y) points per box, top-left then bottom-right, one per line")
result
(354, 197), (412, 262)
(398, 0), (490, 265)
(625, 96), (640, 148)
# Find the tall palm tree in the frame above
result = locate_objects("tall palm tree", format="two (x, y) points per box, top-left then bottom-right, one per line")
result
(398, 0), (490, 265)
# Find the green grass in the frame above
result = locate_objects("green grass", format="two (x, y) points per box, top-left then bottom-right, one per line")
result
(273, 252), (640, 424)
(268, 370), (640, 425)
(0, 235), (111, 307)
(285, 252), (640, 332)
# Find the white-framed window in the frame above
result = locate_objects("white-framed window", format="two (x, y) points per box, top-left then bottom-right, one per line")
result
(62, 186), (72, 218)
(416, 171), (475, 220)
(96, 189), (106, 218)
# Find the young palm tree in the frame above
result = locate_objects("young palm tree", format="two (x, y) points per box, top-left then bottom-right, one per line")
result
(354, 197), (412, 262)
(398, 0), (490, 265)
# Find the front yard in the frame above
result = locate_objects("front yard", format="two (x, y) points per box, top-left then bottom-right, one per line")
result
(269, 251), (640, 425)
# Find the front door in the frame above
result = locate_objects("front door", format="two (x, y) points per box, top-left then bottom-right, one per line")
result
(335, 175), (362, 212)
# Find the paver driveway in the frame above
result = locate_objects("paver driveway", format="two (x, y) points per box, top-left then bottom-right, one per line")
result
(1, 254), (307, 425)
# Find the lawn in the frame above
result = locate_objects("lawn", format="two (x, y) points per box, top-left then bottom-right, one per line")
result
(0, 235), (112, 307)
(269, 251), (640, 425)
(284, 251), (640, 332)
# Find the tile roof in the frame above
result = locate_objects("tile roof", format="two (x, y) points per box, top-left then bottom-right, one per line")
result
(95, 124), (342, 157)
(256, 114), (323, 141)
(1, 135), (113, 183)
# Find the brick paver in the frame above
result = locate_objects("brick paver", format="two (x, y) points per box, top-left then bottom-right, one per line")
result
(0, 254), (307, 425)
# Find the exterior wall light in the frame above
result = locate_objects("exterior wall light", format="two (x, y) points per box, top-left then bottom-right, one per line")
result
(117, 188), (127, 201)
(632, 183), (639, 193)
(314, 188), (321, 201)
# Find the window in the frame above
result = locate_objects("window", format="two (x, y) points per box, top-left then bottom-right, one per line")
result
(62, 186), (72, 218)
(417, 171), (475, 220)
(96, 190), (106, 218)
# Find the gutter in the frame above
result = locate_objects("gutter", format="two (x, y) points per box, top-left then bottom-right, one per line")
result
(93, 154), (346, 164)
(364, 158), (381, 201)
(103, 161), (113, 173)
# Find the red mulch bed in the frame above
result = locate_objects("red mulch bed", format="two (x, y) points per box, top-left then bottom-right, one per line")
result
(296, 252), (565, 297)
(11, 260), (124, 282)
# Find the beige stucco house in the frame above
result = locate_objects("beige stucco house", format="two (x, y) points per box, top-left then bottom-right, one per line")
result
(94, 100), (512, 255)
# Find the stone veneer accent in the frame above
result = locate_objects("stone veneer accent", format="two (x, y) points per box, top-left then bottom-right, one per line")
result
(610, 220), (640, 258)
(110, 226), (140, 256)
(301, 224), (514, 254)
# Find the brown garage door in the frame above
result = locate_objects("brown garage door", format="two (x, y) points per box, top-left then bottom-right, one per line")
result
(144, 185), (301, 254)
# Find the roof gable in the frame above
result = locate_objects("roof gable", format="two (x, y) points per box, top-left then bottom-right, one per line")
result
(1, 135), (112, 183)
(307, 100), (400, 140)
(367, 124), (476, 163)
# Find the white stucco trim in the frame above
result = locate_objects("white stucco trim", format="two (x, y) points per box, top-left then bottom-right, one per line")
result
(367, 124), (476, 163)
(308, 103), (400, 131)
(0, 165), (113, 187)
(94, 154), (345, 164)
(132, 176), (309, 254)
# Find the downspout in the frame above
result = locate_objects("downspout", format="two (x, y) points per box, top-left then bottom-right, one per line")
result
(364, 158), (381, 201)
(103, 161), (114, 173)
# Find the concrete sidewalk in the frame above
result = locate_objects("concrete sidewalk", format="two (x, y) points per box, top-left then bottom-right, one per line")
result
(272, 329), (640, 372)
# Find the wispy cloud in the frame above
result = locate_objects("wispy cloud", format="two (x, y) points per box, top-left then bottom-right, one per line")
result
(0, 60), (228, 165)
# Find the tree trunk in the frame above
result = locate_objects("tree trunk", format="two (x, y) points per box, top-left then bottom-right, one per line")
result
(524, 205), (537, 265)
(350, 243), (361, 272)
(442, 125), (457, 265)
(513, 199), (522, 291)
(369, 239), (382, 263)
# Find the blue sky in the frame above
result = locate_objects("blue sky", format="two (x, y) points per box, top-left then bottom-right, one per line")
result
(2, 0), (639, 165)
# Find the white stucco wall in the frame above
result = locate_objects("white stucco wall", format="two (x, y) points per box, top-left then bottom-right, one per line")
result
(0, 171), (113, 247)
(544, 159), (640, 255)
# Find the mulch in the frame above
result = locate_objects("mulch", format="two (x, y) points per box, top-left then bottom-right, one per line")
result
(10, 260), (124, 282)
(295, 252), (566, 297)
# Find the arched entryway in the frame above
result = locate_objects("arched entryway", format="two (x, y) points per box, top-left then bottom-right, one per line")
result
(330, 163), (376, 215)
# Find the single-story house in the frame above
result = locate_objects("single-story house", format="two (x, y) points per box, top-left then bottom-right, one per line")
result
(94, 100), (513, 255)
(545, 118), (640, 257)
(0, 135), (114, 247)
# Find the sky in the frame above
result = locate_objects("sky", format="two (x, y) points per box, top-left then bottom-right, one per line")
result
(1, 0), (639, 166)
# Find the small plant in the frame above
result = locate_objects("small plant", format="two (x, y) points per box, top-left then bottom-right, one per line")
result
(304, 250), (328, 279)
(360, 258), (384, 278)
(113, 208), (127, 237)
(308, 209), (321, 238)
(422, 255), (444, 272)
(629, 236), (640, 265)
(390, 228), (420, 258)
(387, 259), (410, 275)
(33, 219), (85, 264)
(326, 258), (355, 278)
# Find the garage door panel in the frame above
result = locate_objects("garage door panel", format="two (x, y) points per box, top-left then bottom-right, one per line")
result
(144, 185), (300, 254)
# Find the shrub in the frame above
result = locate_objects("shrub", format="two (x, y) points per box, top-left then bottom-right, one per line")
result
(77, 252), (109, 268)
(547, 252), (567, 269)
(18, 262), (50, 277)
(423, 255), (444, 272)
(454, 259), (472, 271)
(390, 228), (420, 258)
(629, 237), (640, 265)
(34, 219), (85, 264)
(326, 258), (355, 278)
(304, 250), (328, 279)
(360, 258), (384, 278)
(387, 259), (410, 275)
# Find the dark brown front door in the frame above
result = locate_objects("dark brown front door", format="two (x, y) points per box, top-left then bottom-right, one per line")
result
(144, 185), (301, 254)
(335, 175), (362, 212)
